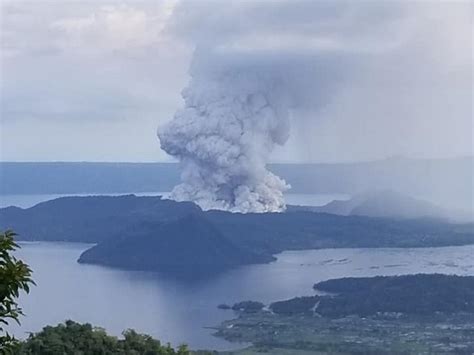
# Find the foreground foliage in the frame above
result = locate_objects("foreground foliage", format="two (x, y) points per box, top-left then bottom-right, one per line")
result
(0, 230), (195, 354)
(0, 230), (34, 353)
(17, 320), (190, 355)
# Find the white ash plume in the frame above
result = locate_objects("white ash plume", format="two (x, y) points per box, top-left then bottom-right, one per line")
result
(159, 56), (292, 213)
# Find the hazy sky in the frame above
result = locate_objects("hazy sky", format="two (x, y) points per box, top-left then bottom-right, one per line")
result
(0, 0), (472, 163)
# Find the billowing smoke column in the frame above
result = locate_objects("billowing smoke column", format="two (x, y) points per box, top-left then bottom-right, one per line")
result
(157, 0), (467, 213)
(159, 53), (293, 213)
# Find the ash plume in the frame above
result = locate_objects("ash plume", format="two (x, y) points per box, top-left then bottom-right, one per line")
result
(158, 0), (471, 213)
(158, 51), (294, 212)
(158, 43), (355, 212)
(157, 1), (353, 213)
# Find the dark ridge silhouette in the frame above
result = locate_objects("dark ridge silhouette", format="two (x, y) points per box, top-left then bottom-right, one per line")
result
(1, 195), (473, 272)
(78, 214), (273, 272)
(1, 157), (473, 211)
(313, 274), (474, 317)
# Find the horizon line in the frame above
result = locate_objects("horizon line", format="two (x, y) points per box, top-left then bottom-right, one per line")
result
(0, 155), (473, 165)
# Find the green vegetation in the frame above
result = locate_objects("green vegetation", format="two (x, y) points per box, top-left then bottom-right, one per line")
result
(215, 312), (474, 354)
(16, 320), (190, 355)
(231, 301), (264, 313)
(262, 274), (474, 318)
(270, 296), (319, 316)
(314, 274), (474, 317)
(0, 230), (34, 353)
(215, 274), (474, 354)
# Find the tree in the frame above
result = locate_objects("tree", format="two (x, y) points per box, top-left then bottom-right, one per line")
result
(18, 320), (191, 354)
(0, 230), (34, 354)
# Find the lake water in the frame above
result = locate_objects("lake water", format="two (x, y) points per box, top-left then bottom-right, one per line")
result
(8, 242), (474, 350)
(3, 193), (474, 350)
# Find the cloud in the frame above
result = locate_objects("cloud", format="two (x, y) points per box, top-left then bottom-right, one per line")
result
(0, 0), (472, 162)
(157, 0), (473, 211)
(50, 3), (176, 53)
(167, 0), (409, 51)
(165, 0), (473, 162)
(0, 0), (189, 122)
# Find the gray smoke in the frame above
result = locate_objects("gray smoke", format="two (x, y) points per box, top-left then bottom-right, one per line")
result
(156, 0), (368, 212)
(157, 0), (470, 213)
(157, 7), (358, 213)
(156, 0), (391, 213)
(158, 50), (297, 212)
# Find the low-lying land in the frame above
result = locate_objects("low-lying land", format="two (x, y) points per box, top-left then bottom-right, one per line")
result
(1, 196), (473, 272)
(313, 274), (474, 317)
(217, 312), (474, 355)
(214, 274), (474, 354)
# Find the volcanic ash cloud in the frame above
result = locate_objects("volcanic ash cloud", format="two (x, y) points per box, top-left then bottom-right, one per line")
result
(158, 68), (291, 213)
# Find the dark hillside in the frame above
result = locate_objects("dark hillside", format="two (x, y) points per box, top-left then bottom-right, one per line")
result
(1, 195), (473, 272)
(78, 214), (273, 272)
(0, 195), (199, 243)
(314, 274), (474, 317)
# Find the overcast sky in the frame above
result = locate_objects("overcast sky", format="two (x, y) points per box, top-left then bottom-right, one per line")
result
(0, 0), (472, 163)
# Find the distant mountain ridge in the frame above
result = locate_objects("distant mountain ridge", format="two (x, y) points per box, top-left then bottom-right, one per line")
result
(1, 156), (472, 212)
(288, 190), (471, 222)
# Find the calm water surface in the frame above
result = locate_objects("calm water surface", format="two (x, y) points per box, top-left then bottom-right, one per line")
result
(9, 242), (474, 350)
